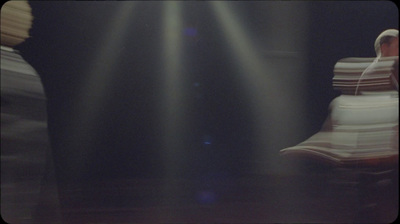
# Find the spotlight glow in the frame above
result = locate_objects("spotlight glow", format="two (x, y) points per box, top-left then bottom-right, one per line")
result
(210, 1), (308, 173)
(65, 2), (136, 172)
(160, 1), (185, 175)
(210, 1), (278, 172)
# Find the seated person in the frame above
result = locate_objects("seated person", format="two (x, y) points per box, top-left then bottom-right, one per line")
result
(355, 29), (398, 95)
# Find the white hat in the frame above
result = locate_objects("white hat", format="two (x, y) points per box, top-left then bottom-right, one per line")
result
(374, 29), (399, 57)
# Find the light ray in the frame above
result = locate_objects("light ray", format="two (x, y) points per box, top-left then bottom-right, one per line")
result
(160, 0), (185, 174)
(65, 2), (137, 174)
(210, 1), (308, 173)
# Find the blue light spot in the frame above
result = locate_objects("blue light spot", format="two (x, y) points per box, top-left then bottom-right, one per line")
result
(184, 27), (198, 36)
(196, 190), (216, 204)
(203, 135), (212, 145)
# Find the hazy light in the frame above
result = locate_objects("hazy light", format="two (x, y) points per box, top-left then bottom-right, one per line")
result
(210, 1), (279, 171)
(159, 3), (187, 210)
(210, 1), (308, 173)
(160, 1), (184, 169)
(79, 2), (136, 106)
(65, 2), (136, 173)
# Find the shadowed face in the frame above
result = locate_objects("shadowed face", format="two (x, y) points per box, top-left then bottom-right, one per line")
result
(381, 37), (399, 57)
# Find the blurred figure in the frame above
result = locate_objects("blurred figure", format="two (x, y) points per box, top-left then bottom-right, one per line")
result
(1, 1), (62, 223)
(355, 29), (399, 95)
(281, 29), (399, 223)
(375, 29), (398, 57)
(375, 29), (398, 90)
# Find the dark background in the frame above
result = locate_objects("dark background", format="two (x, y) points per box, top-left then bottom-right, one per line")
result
(15, 1), (398, 183)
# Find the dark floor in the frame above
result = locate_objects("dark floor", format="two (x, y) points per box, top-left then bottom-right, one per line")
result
(2, 133), (398, 224)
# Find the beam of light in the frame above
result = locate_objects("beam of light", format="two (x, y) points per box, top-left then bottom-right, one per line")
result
(161, 0), (184, 174)
(78, 1), (136, 115)
(210, 1), (308, 173)
(210, 1), (277, 172)
(65, 2), (136, 174)
(158, 1), (187, 212)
